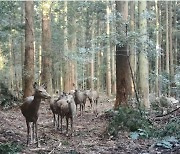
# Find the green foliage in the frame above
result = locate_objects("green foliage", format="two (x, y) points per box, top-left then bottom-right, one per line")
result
(153, 118), (180, 139)
(0, 142), (22, 154)
(0, 83), (20, 110)
(107, 106), (180, 141)
(107, 107), (151, 137)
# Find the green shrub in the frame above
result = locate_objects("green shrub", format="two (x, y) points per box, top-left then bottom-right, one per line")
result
(153, 117), (180, 139)
(107, 107), (151, 137)
(0, 142), (22, 154)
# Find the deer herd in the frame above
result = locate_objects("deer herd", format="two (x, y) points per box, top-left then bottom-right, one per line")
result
(20, 82), (99, 147)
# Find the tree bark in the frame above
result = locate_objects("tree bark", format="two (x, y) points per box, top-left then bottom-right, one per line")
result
(166, 1), (170, 96)
(155, 0), (160, 96)
(138, 1), (150, 108)
(41, 1), (53, 95)
(23, 1), (34, 98)
(114, 1), (132, 109)
(129, 1), (136, 96)
(106, 2), (111, 96)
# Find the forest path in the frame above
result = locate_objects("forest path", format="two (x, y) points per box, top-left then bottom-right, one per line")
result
(0, 95), (179, 154)
(0, 95), (117, 154)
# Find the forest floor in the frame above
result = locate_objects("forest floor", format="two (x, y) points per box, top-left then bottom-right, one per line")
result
(0, 94), (179, 154)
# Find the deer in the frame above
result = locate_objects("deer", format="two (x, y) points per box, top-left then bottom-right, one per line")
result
(56, 94), (76, 136)
(74, 89), (87, 116)
(85, 90), (99, 115)
(20, 82), (51, 147)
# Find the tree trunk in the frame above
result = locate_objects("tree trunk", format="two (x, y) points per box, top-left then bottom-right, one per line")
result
(21, 1), (25, 92)
(23, 1), (34, 98)
(114, 1), (132, 109)
(106, 2), (111, 96)
(90, 17), (95, 90)
(129, 1), (136, 96)
(155, 0), (160, 96)
(138, 1), (150, 108)
(169, 1), (174, 95)
(63, 1), (70, 93)
(166, 1), (170, 96)
(41, 1), (53, 95)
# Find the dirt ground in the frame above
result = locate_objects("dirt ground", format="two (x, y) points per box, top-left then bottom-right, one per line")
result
(0, 95), (179, 154)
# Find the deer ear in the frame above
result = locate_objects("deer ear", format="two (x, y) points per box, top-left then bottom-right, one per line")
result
(33, 82), (38, 89)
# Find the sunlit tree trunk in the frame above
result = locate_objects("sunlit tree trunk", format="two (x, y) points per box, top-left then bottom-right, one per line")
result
(111, 2), (116, 95)
(23, 1), (34, 98)
(69, 5), (77, 90)
(9, 36), (14, 91)
(89, 16), (95, 90)
(21, 1), (25, 92)
(158, 2), (162, 96)
(85, 9), (91, 90)
(63, 1), (70, 92)
(174, 1), (177, 67)
(38, 44), (42, 85)
(41, 1), (53, 95)
(169, 1), (174, 95)
(129, 1), (136, 96)
(138, 1), (150, 108)
(114, 1), (132, 109)
(96, 20), (101, 92)
(166, 1), (170, 96)
(106, 2), (111, 96)
(155, 0), (160, 96)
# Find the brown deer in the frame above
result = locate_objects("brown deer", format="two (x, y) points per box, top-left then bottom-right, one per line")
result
(20, 82), (51, 147)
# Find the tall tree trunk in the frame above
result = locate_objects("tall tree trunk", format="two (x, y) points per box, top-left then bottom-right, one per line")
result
(138, 1), (150, 108)
(90, 17), (95, 90)
(9, 36), (14, 91)
(111, 2), (116, 95)
(158, 2), (162, 96)
(21, 1), (25, 92)
(166, 1), (170, 96)
(69, 6), (77, 91)
(129, 1), (136, 96)
(23, 1), (34, 98)
(96, 20), (101, 92)
(174, 1), (177, 67)
(155, 0), (160, 96)
(169, 1), (174, 95)
(41, 1), (52, 95)
(106, 2), (111, 96)
(63, 1), (71, 92)
(114, 1), (132, 109)
(85, 8), (91, 90)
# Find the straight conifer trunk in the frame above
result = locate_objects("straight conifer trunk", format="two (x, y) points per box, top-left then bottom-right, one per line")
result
(23, 1), (34, 98)
(114, 1), (132, 109)
(41, 1), (53, 95)
(138, 1), (150, 108)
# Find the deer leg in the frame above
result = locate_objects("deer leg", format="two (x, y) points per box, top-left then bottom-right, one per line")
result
(66, 117), (69, 135)
(95, 100), (98, 116)
(80, 104), (83, 116)
(70, 117), (73, 135)
(35, 122), (40, 147)
(53, 113), (56, 128)
(90, 99), (93, 109)
(32, 122), (35, 143)
(60, 115), (63, 133)
(26, 120), (30, 146)
(57, 114), (60, 130)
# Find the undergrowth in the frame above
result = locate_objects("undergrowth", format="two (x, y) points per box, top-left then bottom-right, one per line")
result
(107, 107), (180, 140)
(107, 107), (151, 137)
(0, 142), (23, 154)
